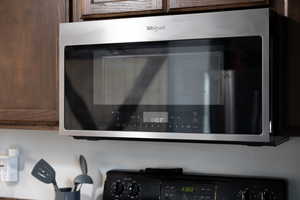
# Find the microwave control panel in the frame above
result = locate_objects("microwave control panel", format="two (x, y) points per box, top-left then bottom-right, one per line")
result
(103, 109), (204, 132)
(103, 169), (287, 200)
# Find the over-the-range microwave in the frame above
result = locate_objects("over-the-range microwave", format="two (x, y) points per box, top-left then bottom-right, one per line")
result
(59, 8), (288, 145)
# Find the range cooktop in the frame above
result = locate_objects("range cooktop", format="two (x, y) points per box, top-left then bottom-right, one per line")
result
(103, 168), (287, 200)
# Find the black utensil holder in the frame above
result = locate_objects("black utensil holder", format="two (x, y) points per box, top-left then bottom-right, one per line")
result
(55, 188), (80, 200)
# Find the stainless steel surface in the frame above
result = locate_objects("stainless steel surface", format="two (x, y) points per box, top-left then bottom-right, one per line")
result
(73, 155), (93, 192)
(73, 174), (93, 191)
(59, 8), (270, 143)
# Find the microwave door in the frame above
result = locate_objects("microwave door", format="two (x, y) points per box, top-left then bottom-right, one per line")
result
(63, 38), (263, 137)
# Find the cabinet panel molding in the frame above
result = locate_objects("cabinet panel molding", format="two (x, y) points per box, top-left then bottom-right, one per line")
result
(83, 0), (163, 15)
(168, 0), (269, 12)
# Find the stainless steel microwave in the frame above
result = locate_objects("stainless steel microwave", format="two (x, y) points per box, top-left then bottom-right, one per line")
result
(59, 8), (288, 145)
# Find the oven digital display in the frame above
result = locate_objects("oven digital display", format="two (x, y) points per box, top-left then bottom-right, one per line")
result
(181, 186), (195, 193)
(143, 112), (168, 123)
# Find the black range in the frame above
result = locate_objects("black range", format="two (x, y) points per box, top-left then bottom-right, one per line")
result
(103, 168), (287, 200)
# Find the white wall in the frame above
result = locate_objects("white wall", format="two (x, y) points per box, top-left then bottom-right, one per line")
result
(0, 130), (299, 200)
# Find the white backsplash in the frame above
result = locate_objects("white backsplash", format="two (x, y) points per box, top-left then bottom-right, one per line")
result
(0, 129), (299, 200)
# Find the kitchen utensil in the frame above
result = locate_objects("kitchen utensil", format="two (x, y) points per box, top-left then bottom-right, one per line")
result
(31, 159), (59, 192)
(73, 174), (94, 191)
(79, 155), (88, 174)
(72, 155), (93, 191)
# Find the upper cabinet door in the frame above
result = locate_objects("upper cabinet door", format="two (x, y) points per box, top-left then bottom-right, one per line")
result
(168, 0), (269, 11)
(81, 0), (164, 19)
(0, 0), (66, 129)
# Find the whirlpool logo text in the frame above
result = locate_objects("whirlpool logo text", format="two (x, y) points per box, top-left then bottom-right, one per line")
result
(146, 25), (166, 32)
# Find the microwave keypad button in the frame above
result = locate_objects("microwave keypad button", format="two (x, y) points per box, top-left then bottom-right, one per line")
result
(130, 116), (137, 124)
(97, 123), (105, 129)
(112, 112), (120, 120)
(193, 111), (199, 117)
(193, 118), (199, 124)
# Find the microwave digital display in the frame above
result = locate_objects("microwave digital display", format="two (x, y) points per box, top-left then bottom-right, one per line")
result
(143, 112), (168, 123)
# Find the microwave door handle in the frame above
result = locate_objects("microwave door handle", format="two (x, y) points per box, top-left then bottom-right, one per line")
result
(251, 90), (261, 133)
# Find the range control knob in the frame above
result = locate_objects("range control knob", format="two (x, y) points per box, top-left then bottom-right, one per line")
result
(128, 183), (140, 197)
(241, 189), (250, 200)
(261, 190), (274, 200)
(112, 182), (124, 195)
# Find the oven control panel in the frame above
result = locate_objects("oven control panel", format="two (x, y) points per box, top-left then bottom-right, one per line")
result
(103, 169), (287, 200)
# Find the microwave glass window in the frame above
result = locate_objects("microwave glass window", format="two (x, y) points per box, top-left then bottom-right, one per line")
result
(64, 37), (262, 134)
(93, 48), (224, 106)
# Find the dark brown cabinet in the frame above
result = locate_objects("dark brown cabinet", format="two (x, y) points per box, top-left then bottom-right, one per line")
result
(168, 0), (269, 12)
(0, 0), (66, 129)
(79, 0), (164, 20)
(75, 0), (269, 20)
